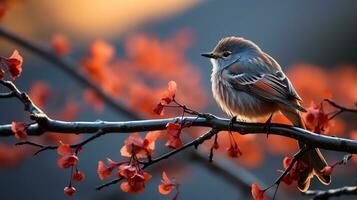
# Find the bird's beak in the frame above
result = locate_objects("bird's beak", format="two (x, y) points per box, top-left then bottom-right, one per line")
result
(201, 52), (216, 59)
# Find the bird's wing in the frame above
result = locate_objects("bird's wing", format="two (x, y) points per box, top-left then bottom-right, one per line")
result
(225, 55), (305, 112)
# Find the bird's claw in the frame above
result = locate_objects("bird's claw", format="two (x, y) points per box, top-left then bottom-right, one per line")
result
(264, 114), (273, 138)
(228, 116), (237, 132)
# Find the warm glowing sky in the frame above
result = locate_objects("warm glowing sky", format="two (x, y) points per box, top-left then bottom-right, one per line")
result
(3, 0), (202, 40)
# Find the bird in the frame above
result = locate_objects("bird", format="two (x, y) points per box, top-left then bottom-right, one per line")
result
(201, 36), (331, 192)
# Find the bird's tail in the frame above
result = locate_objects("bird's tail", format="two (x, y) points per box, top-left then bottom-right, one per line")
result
(281, 109), (331, 192)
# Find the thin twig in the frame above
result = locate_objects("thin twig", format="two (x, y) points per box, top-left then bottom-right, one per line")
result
(324, 99), (357, 119)
(16, 129), (106, 155)
(304, 185), (357, 200)
(95, 129), (219, 190)
(264, 146), (310, 199)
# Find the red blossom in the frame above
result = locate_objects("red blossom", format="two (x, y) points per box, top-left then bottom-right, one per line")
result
(303, 102), (330, 134)
(281, 156), (309, 185)
(57, 142), (78, 168)
(72, 170), (85, 182)
(97, 158), (122, 180)
(226, 144), (242, 158)
(161, 81), (177, 104)
(4, 50), (23, 80)
(118, 163), (152, 193)
(83, 89), (104, 112)
(89, 40), (115, 64)
(153, 81), (177, 116)
(226, 132), (242, 158)
(153, 103), (165, 115)
(29, 82), (51, 109)
(165, 122), (183, 149)
(320, 165), (334, 176)
(51, 34), (71, 56)
(158, 171), (176, 195)
(11, 122), (27, 140)
(64, 186), (76, 196)
(120, 131), (160, 158)
(251, 183), (267, 200)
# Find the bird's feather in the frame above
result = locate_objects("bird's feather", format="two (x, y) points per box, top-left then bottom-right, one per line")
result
(225, 54), (305, 112)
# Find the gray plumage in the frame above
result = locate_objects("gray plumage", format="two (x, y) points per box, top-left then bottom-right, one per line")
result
(203, 36), (330, 191)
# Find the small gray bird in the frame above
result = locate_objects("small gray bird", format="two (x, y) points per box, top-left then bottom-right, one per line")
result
(202, 37), (330, 191)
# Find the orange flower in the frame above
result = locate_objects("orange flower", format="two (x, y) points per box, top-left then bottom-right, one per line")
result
(118, 163), (152, 193)
(154, 81), (178, 116)
(120, 131), (160, 158)
(64, 186), (76, 196)
(226, 144), (242, 158)
(83, 89), (104, 112)
(11, 122), (27, 140)
(57, 141), (78, 168)
(158, 171), (176, 195)
(89, 39), (115, 64)
(51, 34), (71, 56)
(97, 158), (121, 180)
(320, 165), (334, 176)
(303, 102), (330, 134)
(72, 170), (85, 182)
(29, 82), (51, 109)
(226, 131), (242, 158)
(251, 183), (267, 200)
(165, 123), (183, 149)
(281, 156), (309, 185)
(287, 64), (329, 105)
(5, 50), (23, 80)
(161, 81), (177, 105)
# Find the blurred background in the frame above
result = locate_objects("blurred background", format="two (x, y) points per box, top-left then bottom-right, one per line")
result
(0, 0), (356, 199)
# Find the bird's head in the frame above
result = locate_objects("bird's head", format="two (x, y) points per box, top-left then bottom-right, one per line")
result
(201, 36), (261, 70)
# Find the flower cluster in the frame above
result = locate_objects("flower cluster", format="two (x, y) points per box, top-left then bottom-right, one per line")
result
(0, 50), (23, 80)
(281, 156), (308, 185)
(303, 102), (330, 134)
(56, 142), (85, 196)
(154, 81), (177, 115)
(97, 156), (151, 193)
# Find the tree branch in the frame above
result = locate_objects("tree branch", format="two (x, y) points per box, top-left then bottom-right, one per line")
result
(1, 117), (356, 154)
(304, 185), (357, 200)
(324, 99), (357, 119)
(0, 80), (46, 120)
(265, 146), (311, 199)
(16, 129), (106, 155)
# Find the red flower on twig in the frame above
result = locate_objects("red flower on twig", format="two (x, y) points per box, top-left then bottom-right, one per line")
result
(120, 131), (160, 158)
(57, 141), (78, 168)
(11, 121), (27, 140)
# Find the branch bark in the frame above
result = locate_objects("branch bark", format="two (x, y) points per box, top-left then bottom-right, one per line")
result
(304, 185), (357, 200)
(1, 116), (357, 154)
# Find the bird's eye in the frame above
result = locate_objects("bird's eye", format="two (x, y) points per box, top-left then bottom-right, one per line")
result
(222, 51), (232, 57)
